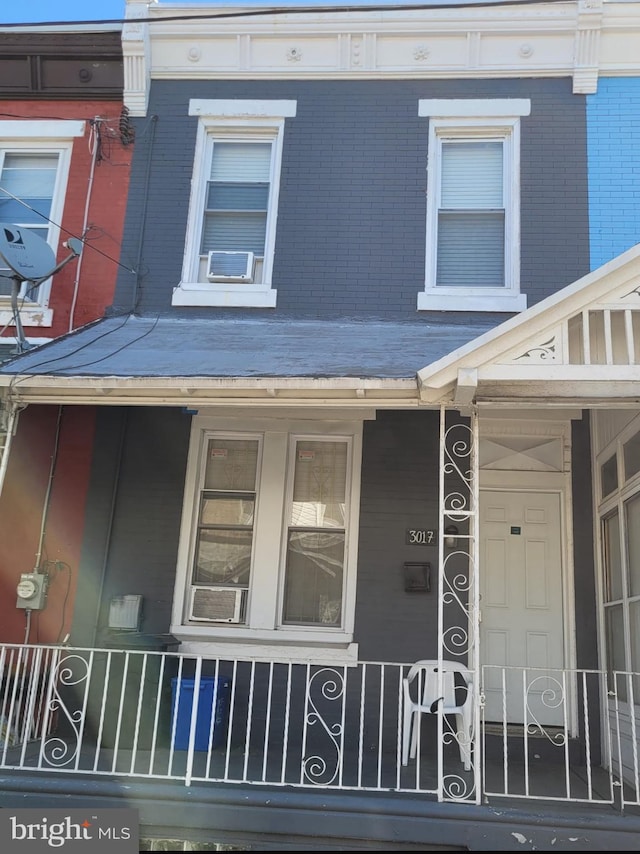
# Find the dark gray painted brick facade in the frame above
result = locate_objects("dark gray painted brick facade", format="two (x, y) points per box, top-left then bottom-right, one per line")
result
(113, 77), (589, 321)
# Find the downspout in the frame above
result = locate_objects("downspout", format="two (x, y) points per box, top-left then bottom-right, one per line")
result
(131, 115), (157, 312)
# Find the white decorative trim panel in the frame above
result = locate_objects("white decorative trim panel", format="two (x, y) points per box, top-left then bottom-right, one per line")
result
(124, 1), (640, 114)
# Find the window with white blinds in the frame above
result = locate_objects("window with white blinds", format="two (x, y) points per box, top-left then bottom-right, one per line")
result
(0, 151), (60, 300)
(436, 141), (505, 288)
(201, 141), (272, 256)
(417, 100), (529, 313)
(176, 100), (296, 308)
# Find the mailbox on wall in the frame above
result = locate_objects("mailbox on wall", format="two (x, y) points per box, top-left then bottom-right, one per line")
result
(403, 562), (431, 593)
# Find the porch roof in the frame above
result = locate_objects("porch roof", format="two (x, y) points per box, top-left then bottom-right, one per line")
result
(418, 243), (640, 406)
(4, 242), (640, 409)
(0, 314), (497, 407)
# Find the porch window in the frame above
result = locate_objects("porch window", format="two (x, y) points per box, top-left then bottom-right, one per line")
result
(623, 430), (640, 481)
(192, 438), (258, 589)
(282, 440), (348, 626)
(601, 454), (618, 498)
(598, 432), (640, 703)
(173, 416), (362, 658)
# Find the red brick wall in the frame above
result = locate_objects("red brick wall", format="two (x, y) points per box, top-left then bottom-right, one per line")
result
(0, 98), (133, 337)
(0, 99), (131, 644)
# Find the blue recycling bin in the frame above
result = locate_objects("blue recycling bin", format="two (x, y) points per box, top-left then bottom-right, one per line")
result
(170, 676), (231, 751)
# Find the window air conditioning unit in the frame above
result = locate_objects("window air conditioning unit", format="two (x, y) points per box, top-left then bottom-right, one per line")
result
(189, 586), (247, 623)
(207, 251), (255, 283)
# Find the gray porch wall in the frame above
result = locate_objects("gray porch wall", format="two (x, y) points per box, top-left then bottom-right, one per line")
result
(571, 412), (598, 668)
(355, 409), (441, 662)
(73, 407), (191, 648)
(113, 77), (589, 320)
(74, 408), (599, 673)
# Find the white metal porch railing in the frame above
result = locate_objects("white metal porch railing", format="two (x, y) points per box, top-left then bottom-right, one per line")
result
(0, 644), (637, 809)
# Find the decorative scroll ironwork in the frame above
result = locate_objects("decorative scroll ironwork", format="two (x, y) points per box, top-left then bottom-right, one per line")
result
(302, 667), (344, 786)
(439, 411), (479, 803)
(42, 653), (89, 767)
(524, 675), (567, 746)
(442, 419), (475, 660)
(442, 771), (475, 801)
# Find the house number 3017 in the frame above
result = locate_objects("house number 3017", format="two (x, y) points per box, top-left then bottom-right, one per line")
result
(406, 529), (436, 545)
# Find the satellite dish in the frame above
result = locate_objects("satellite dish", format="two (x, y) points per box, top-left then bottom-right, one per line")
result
(0, 223), (56, 280)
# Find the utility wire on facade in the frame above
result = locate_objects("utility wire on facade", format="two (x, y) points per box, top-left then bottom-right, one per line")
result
(0, 0), (580, 29)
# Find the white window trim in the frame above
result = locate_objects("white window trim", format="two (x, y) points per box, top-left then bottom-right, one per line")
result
(417, 99), (530, 313)
(172, 99), (296, 309)
(171, 415), (363, 663)
(0, 120), (85, 328)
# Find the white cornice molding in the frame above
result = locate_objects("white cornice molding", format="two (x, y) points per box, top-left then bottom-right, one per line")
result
(124, 1), (640, 114)
(123, 0), (152, 116)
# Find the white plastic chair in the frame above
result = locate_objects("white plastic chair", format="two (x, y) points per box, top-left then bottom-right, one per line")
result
(401, 659), (474, 770)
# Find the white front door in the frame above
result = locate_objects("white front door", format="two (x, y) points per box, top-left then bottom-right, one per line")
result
(480, 490), (565, 725)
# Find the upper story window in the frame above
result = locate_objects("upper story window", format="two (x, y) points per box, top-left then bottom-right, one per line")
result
(0, 120), (84, 328)
(172, 100), (297, 310)
(417, 99), (530, 313)
(172, 415), (363, 662)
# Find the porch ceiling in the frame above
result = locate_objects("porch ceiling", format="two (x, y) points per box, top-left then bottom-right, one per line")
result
(418, 243), (640, 405)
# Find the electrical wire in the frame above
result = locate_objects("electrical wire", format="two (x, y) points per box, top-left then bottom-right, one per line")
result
(41, 560), (73, 645)
(6, 312), (134, 390)
(6, 314), (162, 407)
(22, 313), (161, 375)
(0, 0), (577, 29)
(68, 118), (101, 332)
(0, 184), (138, 276)
(34, 405), (64, 570)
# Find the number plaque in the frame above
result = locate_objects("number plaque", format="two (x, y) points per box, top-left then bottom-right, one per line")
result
(406, 529), (436, 546)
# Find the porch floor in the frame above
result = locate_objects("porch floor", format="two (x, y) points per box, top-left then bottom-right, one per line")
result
(3, 733), (626, 809)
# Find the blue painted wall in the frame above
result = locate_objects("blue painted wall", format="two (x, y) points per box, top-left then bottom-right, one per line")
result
(587, 78), (640, 271)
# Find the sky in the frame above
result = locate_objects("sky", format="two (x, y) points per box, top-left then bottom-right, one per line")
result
(1, 0), (127, 24)
(0, 0), (448, 27)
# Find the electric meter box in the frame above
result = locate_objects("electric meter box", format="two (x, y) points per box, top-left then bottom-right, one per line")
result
(16, 572), (48, 610)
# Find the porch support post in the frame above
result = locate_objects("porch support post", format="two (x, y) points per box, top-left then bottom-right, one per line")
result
(437, 403), (480, 804)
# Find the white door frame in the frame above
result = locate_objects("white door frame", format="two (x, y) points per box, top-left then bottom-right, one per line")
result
(477, 417), (578, 734)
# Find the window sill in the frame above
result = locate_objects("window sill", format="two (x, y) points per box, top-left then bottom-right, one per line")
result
(172, 283), (277, 308)
(172, 628), (359, 665)
(0, 306), (53, 327)
(417, 291), (527, 313)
